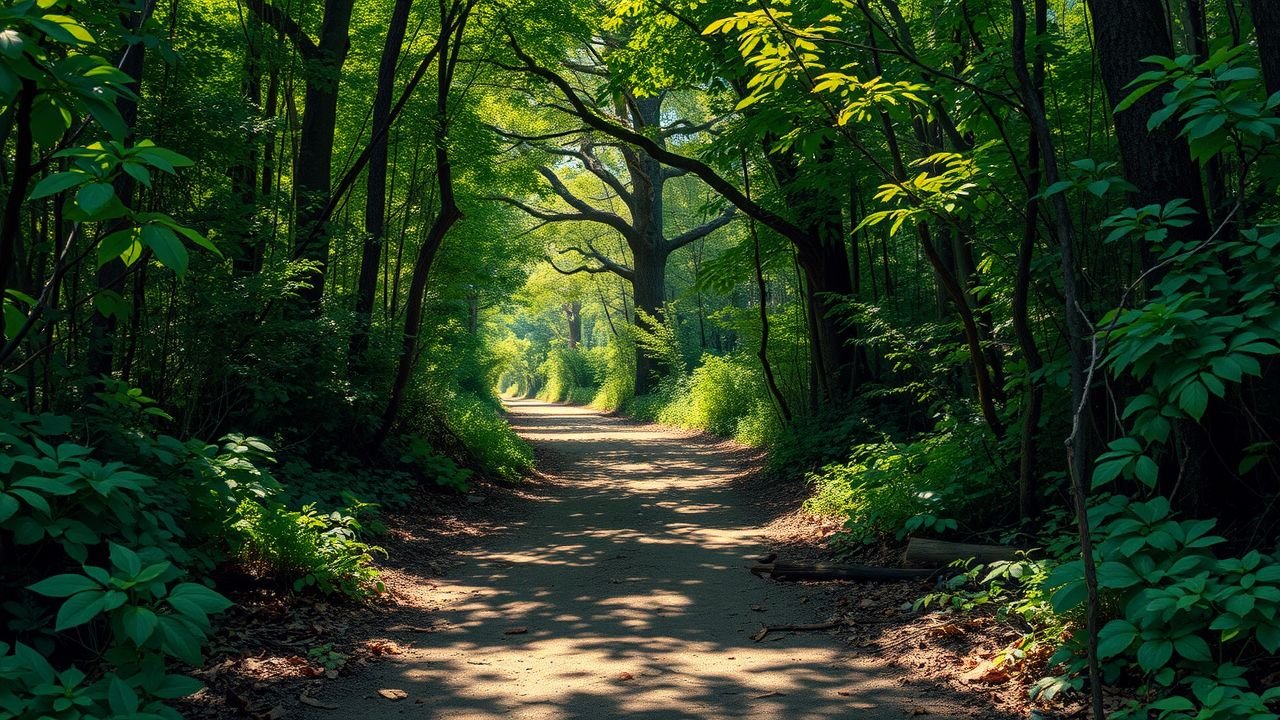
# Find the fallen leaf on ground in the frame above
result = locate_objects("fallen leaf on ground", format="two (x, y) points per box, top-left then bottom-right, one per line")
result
(750, 626), (769, 642)
(617, 672), (634, 681)
(387, 624), (434, 633)
(377, 688), (409, 701)
(504, 626), (528, 635)
(962, 661), (1009, 685)
(750, 604), (765, 612)
(298, 693), (337, 710)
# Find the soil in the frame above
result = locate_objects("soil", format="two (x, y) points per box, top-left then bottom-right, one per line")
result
(184, 399), (1055, 719)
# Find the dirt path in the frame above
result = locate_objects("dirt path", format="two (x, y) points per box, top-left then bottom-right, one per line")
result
(299, 400), (975, 719)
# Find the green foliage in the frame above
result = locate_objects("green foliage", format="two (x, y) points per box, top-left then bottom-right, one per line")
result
(1039, 495), (1280, 718)
(538, 346), (599, 403)
(235, 501), (385, 598)
(656, 353), (771, 440)
(399, 437), (474, 493)
(805, 419), (1002, 547)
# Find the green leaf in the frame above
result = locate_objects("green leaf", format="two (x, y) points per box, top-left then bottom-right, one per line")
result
(1097, 561), (1141, 589)
(1137, 638), (1173, 672)
(167, 582), (232, 615)
(1179, 381), (1209, 421)
(28, 574), (100, 598)
(76, 183), (115, 216)
(109, 543), (143, 577)
(54, 590), (106, 631)
(121, 606), (158, 645)
(108, 675), (139, 716)
(1097, 619), (1138, 658)
(0, 493), (17, 522)
(1173, 633), (1211, 662)
(158, 616), (203, 664)
(141, 224), (188, 276)
(1134, 455), (1159, 487)
(1257, 623), (1280, 653)
(97, 229), (143, 268)
(29, 172), (85, 199)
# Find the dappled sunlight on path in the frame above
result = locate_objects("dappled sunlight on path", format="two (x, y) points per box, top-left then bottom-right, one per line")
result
(298, 400), (976, 719)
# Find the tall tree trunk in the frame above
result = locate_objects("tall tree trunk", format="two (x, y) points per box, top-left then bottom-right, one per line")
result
(1087, 0), (1210, 268)
(631, 243), (668, 396)
(248, 0), (356, 312)
(351, 0), (414, 363)
(1250, 0), (1280, 96)
(371, 0), (471, 450)
(88, 8), (148, 380)
(564, 301), (582, 348)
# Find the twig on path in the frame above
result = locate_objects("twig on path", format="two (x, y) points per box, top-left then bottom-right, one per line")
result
(751, 619), (840, 642)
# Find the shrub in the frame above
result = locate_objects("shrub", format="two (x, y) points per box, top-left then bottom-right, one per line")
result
(235, 501), (384, 597)
(538, 346), (598, 403)
(804, 417), (1003, 548)
(1037, 495), (1280, 718)
(658, 354), (761, 437)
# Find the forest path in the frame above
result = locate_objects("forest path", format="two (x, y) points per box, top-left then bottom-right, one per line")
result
(300, 399), (970, 719)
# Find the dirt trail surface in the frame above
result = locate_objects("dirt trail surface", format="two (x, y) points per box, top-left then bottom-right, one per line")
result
(299, 399), (974, 719)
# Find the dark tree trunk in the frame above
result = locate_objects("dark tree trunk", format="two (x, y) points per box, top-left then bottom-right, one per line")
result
(294, 0), (354, 309)
(371, 0), (471, 450)
(351, 0), (413, 363)
(1087, 0), (1210, 266)
(564, 301), (582, 348)
(246, 0), (356, 312)
(88, 9), (148, 380)
(631, 243), (668, 396)
(1250, 0), (1280, 96)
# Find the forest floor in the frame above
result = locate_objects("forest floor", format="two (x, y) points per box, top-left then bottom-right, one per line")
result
(186, 400), (1050, 719)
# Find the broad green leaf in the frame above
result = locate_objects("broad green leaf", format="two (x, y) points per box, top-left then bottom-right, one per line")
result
(54, 590), (106, 631)
(76, 183), (115, 216)
(27, 573), (99, 598)
(141, 224), (188, 276)
(29, 172), (84, 199)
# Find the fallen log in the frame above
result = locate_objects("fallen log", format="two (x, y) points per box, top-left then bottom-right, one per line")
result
(750, 562), (938, 582)
(902, 537), (1021, 569)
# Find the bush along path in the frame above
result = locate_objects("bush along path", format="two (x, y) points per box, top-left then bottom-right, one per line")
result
(278, 400), (999, 720)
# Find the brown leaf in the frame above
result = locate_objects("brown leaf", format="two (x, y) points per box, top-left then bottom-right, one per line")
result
(378, 688), (409, 701)
(387, 624), (434, 633)
(962, 661), (1010, 685)
(616, 672), (634, 681)
(750, 626), (769, 642)
(298, 693), (338, 710)
(504, 626), (528, 635)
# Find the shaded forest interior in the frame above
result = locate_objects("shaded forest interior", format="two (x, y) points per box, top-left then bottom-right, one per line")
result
(1, 0), (1280, 718)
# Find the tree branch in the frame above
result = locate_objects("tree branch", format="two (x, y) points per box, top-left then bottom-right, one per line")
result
(243, 0), (318, 58)
(536, 167), (636, 239)
(666, 207), (738, 252)
(500, 33), (812, 249)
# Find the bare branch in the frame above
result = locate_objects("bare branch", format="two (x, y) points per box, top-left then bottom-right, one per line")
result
(242, 0), (318, 58)
(537, 167), (636, 239)
(666, 207), (737, 252)
(501, 32), (811, 248)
